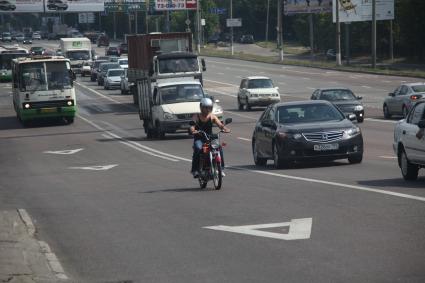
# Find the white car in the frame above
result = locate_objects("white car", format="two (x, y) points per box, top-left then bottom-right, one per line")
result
(120, 68), (132, 94)
(237, 76), (281, 110)
(118, 58), (128, 69)
(104, 68), (124, 90)
(393, 100), (425, 180)
(32, 32), (41, 40)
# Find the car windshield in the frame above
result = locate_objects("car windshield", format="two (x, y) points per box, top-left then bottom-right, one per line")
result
(108, 70), (123, 77)
(119, 59), (128, 65)
(248, 79), (274, 89)
(101, 63), (120, 71)
(66, 50), (90, 60)
(276, 103), (344, 124)
(94, 60), (106, 68)
(158, 57), (199, 73)
(320, 89), (356, 101)
(160, 84), (204, 104)
(412, 85), (425, 92)
(20, 61), (71, 92)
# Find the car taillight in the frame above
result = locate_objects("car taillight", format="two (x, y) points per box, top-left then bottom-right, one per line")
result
(410, 94), (422, 100)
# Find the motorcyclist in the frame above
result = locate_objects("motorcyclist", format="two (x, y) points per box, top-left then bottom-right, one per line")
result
(190, 98), (230, 178)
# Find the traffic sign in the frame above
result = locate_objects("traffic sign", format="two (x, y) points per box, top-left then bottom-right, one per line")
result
(226, 18), (242, 27)
(209, 7), (227, 14)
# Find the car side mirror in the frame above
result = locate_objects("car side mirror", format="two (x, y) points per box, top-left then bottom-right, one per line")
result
(224, 118), (232, 125)
(261, 119), (276, 129)
(275, 86), (279, 90)
(418, 120), (425, 129)
(388, 92), (395, 97)
(357, 96), (363, 100)
(347, 114), (356, 121)
(201, 58), (206, 71)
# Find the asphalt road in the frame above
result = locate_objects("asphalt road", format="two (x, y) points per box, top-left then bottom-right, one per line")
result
(0, 41), (424, 282)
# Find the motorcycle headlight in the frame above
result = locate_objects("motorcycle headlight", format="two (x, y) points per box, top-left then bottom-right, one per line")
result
(211, 139), (220, 149)
(344, 126), (361, 137)
(354, 105), (364, 111)
(163, 112), (175, 120)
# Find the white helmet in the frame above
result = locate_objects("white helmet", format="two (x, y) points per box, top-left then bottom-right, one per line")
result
(200, 97), (213, 108)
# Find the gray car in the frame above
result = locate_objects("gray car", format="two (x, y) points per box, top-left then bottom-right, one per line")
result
(97, 62), (120, 86)
(393, 100), (425, 180)
(383, 82), (425, 118)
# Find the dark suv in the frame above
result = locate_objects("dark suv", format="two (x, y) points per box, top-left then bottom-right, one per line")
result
(105, 47), (119, 56)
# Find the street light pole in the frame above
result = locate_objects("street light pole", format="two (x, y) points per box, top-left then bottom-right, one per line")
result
(277, 0), (283, 61)
(230, 0), (234, 55)
(265, 0), (270, 42)
(335, 0), (342, 66)
(197, 0), (201, 53)
(372, 0), (377, 68)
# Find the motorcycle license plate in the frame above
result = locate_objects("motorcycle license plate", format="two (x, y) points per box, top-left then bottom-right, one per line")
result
(313, 143), (339, 151)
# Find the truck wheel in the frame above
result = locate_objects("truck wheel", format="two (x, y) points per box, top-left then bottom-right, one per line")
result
(132, 87), (138, 105)
(146, 128), (155, 139)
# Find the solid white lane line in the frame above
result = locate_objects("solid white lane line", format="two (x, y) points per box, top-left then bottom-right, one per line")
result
(228, 166), (425, 203)
(18, 209), (36, 236)
(78, 115), (181, 162)
(237, 137), (251, 142)
(75, 82), (123, 105)
(205, 88), (237, 97)
(364, 118), (398, 124)
(204, 79), (239, 87)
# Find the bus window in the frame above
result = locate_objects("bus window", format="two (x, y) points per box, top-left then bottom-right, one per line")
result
(46, 62), (71, 90)
(20, 63), (47, 92)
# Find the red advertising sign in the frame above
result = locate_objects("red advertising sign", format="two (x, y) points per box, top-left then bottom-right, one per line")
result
(185, 0), (197, 9)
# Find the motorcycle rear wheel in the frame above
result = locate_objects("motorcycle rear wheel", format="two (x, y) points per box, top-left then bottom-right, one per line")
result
(212, 161), (222, 190)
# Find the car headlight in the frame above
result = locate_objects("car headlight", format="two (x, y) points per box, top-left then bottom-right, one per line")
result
(213, 106), (223, 115)
(354, 105), (364, 111)
(163, 112), (175, 120)
(292, 133), (302, 140)
(344, 126), (361, 138)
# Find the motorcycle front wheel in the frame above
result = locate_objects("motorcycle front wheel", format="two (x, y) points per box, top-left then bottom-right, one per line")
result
(212, 161), (222, 190)
(198, 176), (208, 189)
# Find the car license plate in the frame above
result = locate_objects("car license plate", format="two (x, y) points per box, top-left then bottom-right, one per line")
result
(313, 143), (339, 151)
(41, 108), (57, 113)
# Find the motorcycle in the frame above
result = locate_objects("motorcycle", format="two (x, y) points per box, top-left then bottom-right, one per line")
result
(190, 118), (232, 190)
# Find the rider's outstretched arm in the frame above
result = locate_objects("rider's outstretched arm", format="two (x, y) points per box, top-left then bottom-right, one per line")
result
(212, 115), (230, 133)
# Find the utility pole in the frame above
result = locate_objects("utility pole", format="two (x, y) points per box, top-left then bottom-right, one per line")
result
(389, 20), (394, 62)
(277, 0), (283, 61)
(309, 13), (314, 59)
(230, 0), (234, 55)
(345, 22), (350, 65)
(265, 0), (270, 42)
(197, 0), (201, 53)
(335, 0), (342, 66)
(135, 11), (138, 34)
(145, 6), (149, 33)
(372, 0), (377, 68)
(113, 11), (117, 40)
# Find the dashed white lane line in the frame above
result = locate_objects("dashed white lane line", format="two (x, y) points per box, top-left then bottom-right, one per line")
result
(361, 85), (372, 89)
(204, 79), (239, 87)
(379, 155), (397, 159)
(364, 118), (398, 124)
(17, 209), (68, 280)
(306, 87), (316, 90)
(217, 72), (225, 75)
(382, 80), (392, 83)
(226, 110), (258, 120)
(76, 81), (124, 105)
(278, 82), (287, 85)
(205, 88), (237, 97)
(237, 137), (251, 142)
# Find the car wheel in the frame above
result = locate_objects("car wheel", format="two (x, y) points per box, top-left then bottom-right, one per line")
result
(348, 154), (363, 164)
(400, 149), (419, 180)
(246, 103), (251, 111)
(383, 104), (391, 119)
(402, 105), (408, 118)
(253, 140), (267, 166)
(357, 117), (364, 123)
(237, 97), (244, 110)
(273, 142), (285, 169)
(90, 76), (95, 82)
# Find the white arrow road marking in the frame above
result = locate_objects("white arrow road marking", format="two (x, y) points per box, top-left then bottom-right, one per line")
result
(68, 164), (118, 171)
(204, 218), (312, 241)
(44, 148), (84, 155)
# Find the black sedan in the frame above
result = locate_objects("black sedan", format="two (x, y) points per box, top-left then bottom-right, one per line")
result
(105, 47), (120, 57)
(252, 101), (363, 168)
(311, 88), (364, 122)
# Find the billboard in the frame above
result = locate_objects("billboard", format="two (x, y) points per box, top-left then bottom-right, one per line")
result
(45, 0), (104, 13)
(104, 0), (146, 12)
(284, 0), (332, 15)
(0, 0), (104, 13)
(332, 0), (394, 23)
(154, 0), (197, 11)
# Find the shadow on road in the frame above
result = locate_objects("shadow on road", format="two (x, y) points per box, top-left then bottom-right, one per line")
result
(141, 187), (211, 193)
(357, 177), (425, 189)
(230, 160), (349, 171)
(0, 116), (74, 131)
(0, 116), (22, 130)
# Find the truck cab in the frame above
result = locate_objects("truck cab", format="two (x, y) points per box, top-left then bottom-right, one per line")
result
(140, 79), (223, 139)
(60, 38), (92, 74)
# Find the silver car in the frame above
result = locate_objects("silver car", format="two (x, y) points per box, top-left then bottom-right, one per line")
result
(120, 68), (132, 94)
(383, 82), (425, 118)
(104, 68), (124, 90)
(393, 100), (425, 180)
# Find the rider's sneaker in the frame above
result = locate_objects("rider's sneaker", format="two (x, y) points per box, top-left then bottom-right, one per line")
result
(221, 170), (226, 177)
(192, 171), (199, 178)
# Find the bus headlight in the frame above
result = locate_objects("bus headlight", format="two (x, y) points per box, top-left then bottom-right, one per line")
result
(67, 100), (73, 106)
(24, 103), (31, 109)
